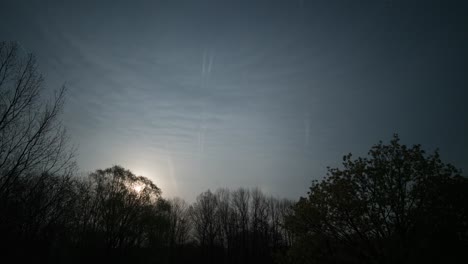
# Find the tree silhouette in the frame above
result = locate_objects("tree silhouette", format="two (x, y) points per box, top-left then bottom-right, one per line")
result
(284, 134), (468, 264)
(62, 166), (171, 263)
(168, 197), (191, 246)
(77, 166), (163, 248)
(188, 187), (293, 264)
(0, 42), (75, 194)
(0, 41), (76, 262)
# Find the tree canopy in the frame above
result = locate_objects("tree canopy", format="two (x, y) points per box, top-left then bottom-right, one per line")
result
(285, 135), (468, 264)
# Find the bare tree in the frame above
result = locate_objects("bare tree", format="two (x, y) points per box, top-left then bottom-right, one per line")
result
(251, 188), (269, 236)
(215, 188), (233, 249)
(190, 190), (221, 248)
(168, 197), (191, 246)
(232, 188), (250, 235)
(0, 42), (78, 263)
(232, 187), (250, 261)
(0, 41), (75, 196)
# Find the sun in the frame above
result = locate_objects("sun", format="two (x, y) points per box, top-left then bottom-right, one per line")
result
(130, 167), (154, 193)
(127, 161), (175, 197)
(133, 183), (144, 193)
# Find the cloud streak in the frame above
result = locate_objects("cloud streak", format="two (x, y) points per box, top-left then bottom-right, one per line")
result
(3, 0), (467, 201)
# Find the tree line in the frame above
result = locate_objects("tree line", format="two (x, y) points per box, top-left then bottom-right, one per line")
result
(1, 41), (467, 263)
(0, 41), (293, 263)
(2, 164), (293, 264)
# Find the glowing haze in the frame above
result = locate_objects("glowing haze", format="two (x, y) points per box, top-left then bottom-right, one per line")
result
(1, 0), (467, 201)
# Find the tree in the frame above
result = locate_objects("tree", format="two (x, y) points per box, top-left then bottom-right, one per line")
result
(250, 188), (269, 261)
(79, 166), (164, 249)
(190, 190), (221, 248)
(215, 188), (235, 261)
(168, 197), (191, 246)
(231, 187), (251, 262)
(0, 41), (75, 195)
(0, 41), (76, 262)
(285, 135), (468, 264)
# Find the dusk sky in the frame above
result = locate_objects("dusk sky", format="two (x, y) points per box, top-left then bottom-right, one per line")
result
(1, 0), (467, 202)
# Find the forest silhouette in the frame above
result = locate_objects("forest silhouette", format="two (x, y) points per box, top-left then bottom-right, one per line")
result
(1, 41), (467, 264)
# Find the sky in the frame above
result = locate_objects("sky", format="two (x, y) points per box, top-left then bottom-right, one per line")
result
(1, 0), (467, 202)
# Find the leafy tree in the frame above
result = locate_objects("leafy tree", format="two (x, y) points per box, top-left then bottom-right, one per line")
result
(285, 135), (468, 264)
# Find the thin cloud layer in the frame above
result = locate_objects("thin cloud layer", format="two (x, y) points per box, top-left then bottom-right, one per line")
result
(1, 0), (467, 201)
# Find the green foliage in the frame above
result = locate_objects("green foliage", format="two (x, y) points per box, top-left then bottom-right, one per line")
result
(285, 135), (468, 264)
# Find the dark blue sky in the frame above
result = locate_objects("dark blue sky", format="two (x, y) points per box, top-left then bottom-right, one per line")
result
(1, 0), (467, 201)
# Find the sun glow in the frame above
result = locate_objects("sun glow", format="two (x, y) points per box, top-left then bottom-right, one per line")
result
(127, 158), (178, 198)
(133, 183), (145, 193)
(131, 167), (157, 193)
